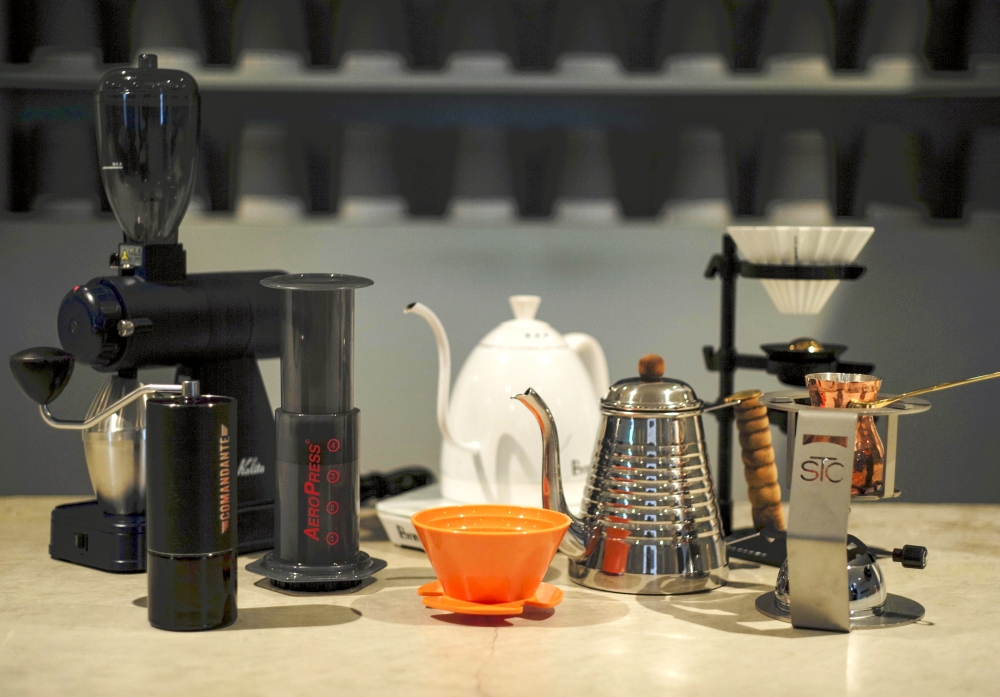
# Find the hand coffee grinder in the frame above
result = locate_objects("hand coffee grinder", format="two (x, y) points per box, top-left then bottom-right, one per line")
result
(7, 55), (282, 572)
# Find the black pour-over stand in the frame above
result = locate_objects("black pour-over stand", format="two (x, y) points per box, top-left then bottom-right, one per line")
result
(703, 234), (868, 564)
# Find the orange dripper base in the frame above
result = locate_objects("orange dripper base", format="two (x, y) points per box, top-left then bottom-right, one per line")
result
(417, 580), (564, 616)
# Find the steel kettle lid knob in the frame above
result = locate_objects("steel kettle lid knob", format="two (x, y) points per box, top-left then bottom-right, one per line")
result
(9, 347), (75, 405)
(638, 354), (665, 382)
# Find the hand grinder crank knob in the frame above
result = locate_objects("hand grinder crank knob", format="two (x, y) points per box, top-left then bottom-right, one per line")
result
(9, 347), (75, 405)
(892, 545), (928, 569)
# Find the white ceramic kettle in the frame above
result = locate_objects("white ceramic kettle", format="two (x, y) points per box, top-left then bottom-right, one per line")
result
(406, 295), (609, 510)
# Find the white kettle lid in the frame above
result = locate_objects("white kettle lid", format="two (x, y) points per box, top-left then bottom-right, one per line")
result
(478, 295), (568, 349)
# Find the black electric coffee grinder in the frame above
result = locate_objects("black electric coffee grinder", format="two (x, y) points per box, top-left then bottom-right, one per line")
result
(7, 55), (282, 573)
(247, 274), (386, 591)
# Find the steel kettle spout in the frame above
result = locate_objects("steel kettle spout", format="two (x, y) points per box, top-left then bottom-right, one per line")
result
(405, 302), (480, 454)
(513, 388), (588, 557)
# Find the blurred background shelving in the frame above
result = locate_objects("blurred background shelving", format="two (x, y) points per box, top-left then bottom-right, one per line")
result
(1, 0), (999, 223)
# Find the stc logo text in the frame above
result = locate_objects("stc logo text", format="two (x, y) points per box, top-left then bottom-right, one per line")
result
(799, 457), (845, 483)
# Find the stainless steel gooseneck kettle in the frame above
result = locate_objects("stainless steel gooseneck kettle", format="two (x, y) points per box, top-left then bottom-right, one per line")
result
(515, 354), (736, 595)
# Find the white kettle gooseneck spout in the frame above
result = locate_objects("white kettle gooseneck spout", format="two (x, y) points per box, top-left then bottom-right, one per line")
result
(513, 388), (588, 557)
(405, 302), (480, 454)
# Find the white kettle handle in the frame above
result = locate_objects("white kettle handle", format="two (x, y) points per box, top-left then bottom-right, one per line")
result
(564, 333), (610, 398)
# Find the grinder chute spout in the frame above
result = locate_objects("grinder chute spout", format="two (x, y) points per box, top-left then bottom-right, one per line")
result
(513, 388), (588, 557)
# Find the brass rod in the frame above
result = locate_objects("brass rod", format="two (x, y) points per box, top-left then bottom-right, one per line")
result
(849, 371), (1000, 409)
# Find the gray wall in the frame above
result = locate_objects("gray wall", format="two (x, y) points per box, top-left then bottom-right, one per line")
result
(3, 211), (999, 504)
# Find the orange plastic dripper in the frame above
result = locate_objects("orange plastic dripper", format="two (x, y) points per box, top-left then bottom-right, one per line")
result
(411, 504), (570, 604)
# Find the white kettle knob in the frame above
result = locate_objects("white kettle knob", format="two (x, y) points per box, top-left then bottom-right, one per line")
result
(509, 295), (541, 319)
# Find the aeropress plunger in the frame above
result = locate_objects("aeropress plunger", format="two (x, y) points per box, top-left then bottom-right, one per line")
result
(247, 274), (385, 591)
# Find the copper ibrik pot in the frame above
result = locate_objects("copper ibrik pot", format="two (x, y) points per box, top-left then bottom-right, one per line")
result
(805, 372), (884, 495)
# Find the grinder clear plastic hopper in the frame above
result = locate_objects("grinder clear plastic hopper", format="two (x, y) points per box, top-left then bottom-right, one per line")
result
(247, 274), (385, 591)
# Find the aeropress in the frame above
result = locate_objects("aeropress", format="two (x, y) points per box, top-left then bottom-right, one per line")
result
(247, 274), (386, 591)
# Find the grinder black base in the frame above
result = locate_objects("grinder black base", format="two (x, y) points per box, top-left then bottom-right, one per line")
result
(50, 500), (145, 573)
(50, 499), (274, 573)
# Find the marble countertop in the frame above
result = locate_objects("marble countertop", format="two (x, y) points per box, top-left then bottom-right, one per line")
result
(1, 496), (998, 697)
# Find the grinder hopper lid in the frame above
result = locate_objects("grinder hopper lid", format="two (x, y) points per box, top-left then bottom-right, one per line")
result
(96, 53), (198, 105)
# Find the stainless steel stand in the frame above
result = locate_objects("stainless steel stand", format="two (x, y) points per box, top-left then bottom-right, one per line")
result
(758, 391), (930, 632)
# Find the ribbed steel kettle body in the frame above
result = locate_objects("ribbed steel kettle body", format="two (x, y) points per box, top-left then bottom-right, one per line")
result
(572, 410), (729, 594)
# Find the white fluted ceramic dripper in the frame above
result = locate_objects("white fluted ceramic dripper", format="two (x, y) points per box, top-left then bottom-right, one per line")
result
(727, 226), (874, 314)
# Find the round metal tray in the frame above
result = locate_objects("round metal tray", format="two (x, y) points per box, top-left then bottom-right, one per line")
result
(756, 592), (925, 629)
(760, 390), (931, 417)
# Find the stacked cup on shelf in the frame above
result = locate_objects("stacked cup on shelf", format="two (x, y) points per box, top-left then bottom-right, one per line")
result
(31, 0), (103, 68)
(664, 126), (731, 223)
(758, 0), (836, 76)
(449, 127), (518, 223)
(131, 0), (205, 71)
